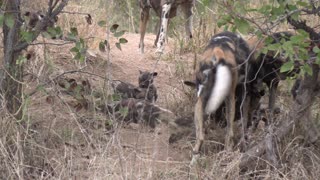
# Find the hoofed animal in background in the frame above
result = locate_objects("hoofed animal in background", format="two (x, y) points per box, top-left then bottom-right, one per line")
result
(184, 31), (260, 163)
(139, 0), (195, 53)
(248, 31), (300, 113)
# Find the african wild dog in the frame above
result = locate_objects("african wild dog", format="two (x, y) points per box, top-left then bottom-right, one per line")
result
(23, 11), (58, 32)
(113, 71), (158, 103)
(138, 70), (158, 102)
(23, 11), (44, 31)
(105, 98), (175, 128)
(247, 31), (300, 113)
(184, 31), (260, 163)
(139, 0), (194, 53)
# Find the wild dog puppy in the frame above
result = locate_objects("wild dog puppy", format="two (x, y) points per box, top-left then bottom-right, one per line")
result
(139, 0), (194, 53)
(184, 31), (256, 162)
(106, 98), (175, 128)
(113, 71), (158, 102)
(248, 31), (300, 113)
(138, 70), (158, 102)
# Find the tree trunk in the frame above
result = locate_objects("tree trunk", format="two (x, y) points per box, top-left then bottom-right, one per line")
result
(2, 0), (24, 119)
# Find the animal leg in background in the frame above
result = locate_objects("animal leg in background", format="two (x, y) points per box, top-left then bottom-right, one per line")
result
(268, 80), (279, 113)
(139, 6), (150, 54)
(181, 1), (193, 40)
(156, 2), (172, 53)
(225, 72), (237, 151)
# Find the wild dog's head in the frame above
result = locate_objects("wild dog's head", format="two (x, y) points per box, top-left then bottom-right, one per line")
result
(24, 11), (44, 30)
(23, 11), (59, 32)
(138, 70), (158, 88)
(185, 61), (216, 105)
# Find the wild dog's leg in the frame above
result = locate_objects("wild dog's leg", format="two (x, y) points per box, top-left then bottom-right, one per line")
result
(156, 2), (172, 53)
(240, 92), (251, 151)
(268, 80), (279, 113)
(154, 18), (171, 47)
(139, 7), (150, 54)
(181, 2), (193, 40)
(153, 20), (161, 47)
(225, 75), (237, 151)
(191, 98), (205, 165)
(154, 19), (161, 47)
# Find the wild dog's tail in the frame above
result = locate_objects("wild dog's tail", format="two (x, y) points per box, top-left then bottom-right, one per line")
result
(205, 62), (232, 114)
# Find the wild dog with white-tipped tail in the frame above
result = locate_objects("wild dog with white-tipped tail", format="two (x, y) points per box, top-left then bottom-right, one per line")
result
(184, 31), (258, 164)
(139, 0), (194, 53)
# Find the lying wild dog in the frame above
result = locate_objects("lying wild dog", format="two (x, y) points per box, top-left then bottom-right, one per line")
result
(247, 31), (300, 112)
(105, 98), (175, 128)
(138, 70), (158, 102)
(139, 0), (194, 53)
(113, 71), (158, 102)
(184, 31), (259, 163)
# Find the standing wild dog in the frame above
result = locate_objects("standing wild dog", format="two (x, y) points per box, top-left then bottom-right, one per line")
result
(139, 0), (194, 53)
(247, 31), (300, 113)
(184, 31), (258, 163)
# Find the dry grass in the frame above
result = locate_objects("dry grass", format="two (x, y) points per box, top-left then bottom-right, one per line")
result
(0, 0), (319, 179)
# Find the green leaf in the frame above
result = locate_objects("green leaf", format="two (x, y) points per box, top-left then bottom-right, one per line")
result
(114, 30), (125, 38)
(99, 41), (105, 52)
(115, 42), (121, 50)
(79, 53), (85, 62)
(16, 55), (27, 65)
(74, 52), (82, 60)
(303, 64), (313, 76)
(42, 32), (52, 39)
(112, 94), (121, 101)
(313, 46), (320, 53)
(98, 20), (106, 27)
(110, 24), (119, 33)
(119, 107), (128, 117)
(0, 15), (4, 27)
(20, 31), (33, 43)
(67, 33), (77, 41)
(258, 5), (271, 15)
(70, 47), (79, 53)
(316, 54), (320, 65)
(217, 15), (231, 28)
(70, 27), (78, 36)
(267, 43), (281, 51)
(280, 61), (294, 73)
(234, 18), (250, 34)
(5, 14), (15, 28)
(297, 1), (308, 7)
(119, 38), (128, 44)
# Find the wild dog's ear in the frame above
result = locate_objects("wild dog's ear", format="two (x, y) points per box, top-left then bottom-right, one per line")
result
(152, 72), (158, 77)
(184, 80), (196, 88)
(139, 70), (143, 74)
